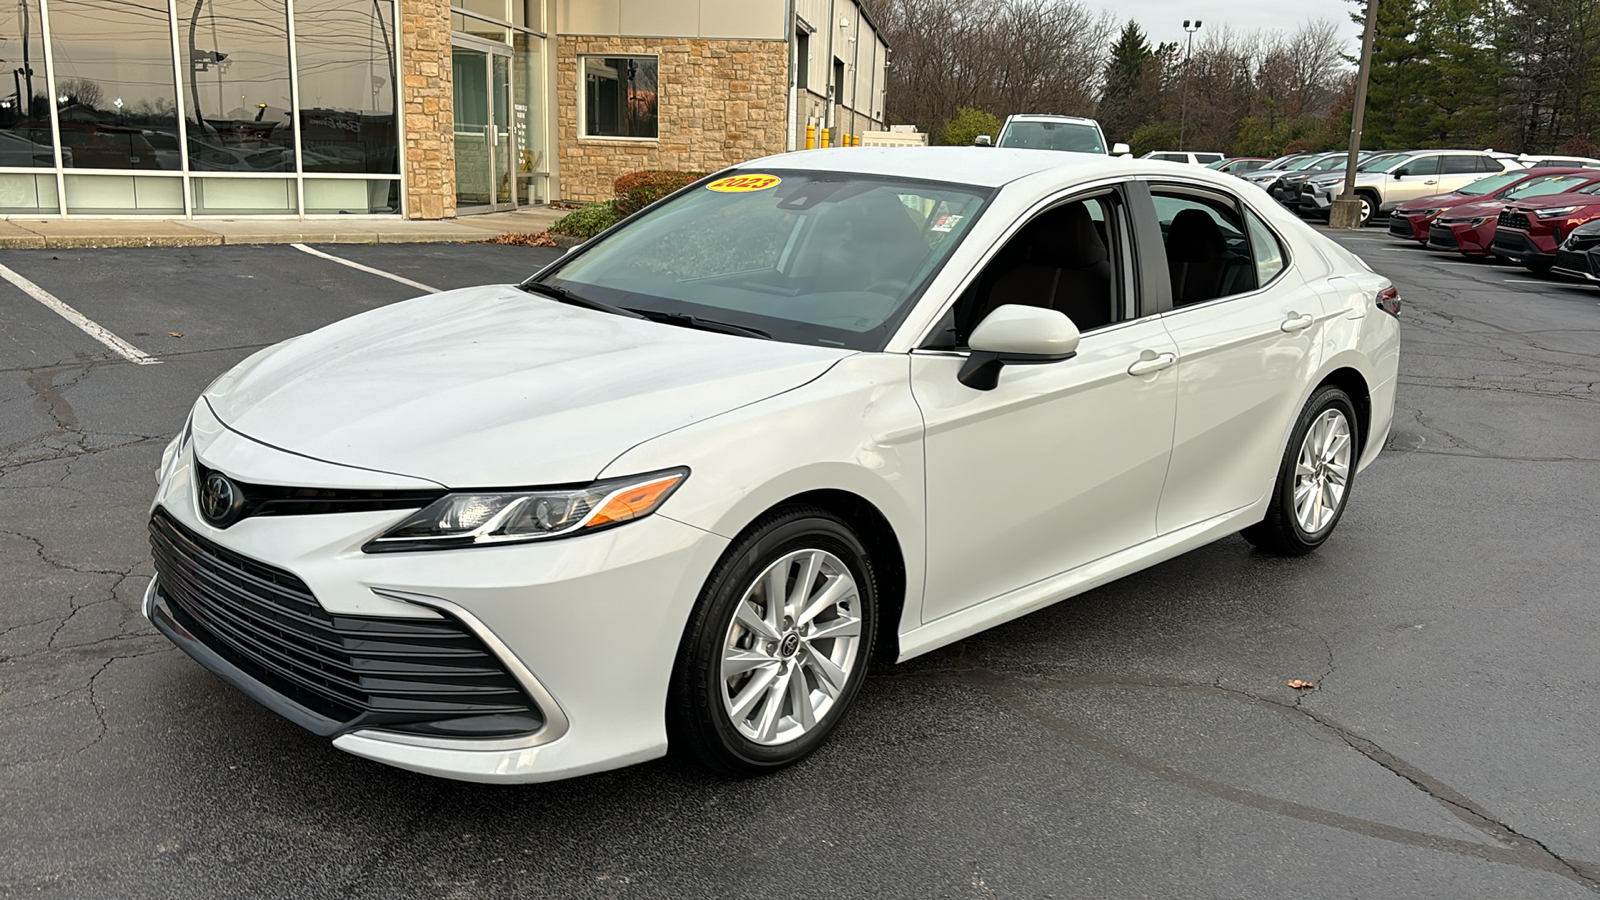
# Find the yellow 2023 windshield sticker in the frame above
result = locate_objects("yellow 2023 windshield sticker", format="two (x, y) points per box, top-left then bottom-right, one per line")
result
(707, 174), (781, 193)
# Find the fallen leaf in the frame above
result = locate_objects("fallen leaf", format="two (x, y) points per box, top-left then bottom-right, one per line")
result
(168, 332), (183, 338)
(1288, 679), (1315, 690)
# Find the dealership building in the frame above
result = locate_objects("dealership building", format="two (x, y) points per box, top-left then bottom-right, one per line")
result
(0, 0), (887, 220)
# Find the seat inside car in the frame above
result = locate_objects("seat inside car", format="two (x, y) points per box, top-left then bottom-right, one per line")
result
(810, 191), (934, 294)
(973, 201), (1113, 332)
(1165, 208), (1230, 305)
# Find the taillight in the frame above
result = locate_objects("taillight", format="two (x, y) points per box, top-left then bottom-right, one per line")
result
(1377, 286), (1401, 317)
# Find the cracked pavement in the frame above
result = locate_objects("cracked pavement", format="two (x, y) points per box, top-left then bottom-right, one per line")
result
(1, 237), (1597, 898)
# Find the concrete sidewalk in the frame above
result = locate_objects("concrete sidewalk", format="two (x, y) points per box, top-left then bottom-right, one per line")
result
(0, 206), (564, 250)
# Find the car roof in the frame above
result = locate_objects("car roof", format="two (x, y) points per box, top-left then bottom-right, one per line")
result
(1005, 114), (1098, 125)
(732, 147), (1128, 187)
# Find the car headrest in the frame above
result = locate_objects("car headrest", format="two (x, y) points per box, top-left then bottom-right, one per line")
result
(1166, 208), (1227, 263)
(1026, 202), (1107, 268)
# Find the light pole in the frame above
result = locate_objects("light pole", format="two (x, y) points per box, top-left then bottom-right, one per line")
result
(1178, 19), (1201, 151)
(1332, 0), (1380, 229)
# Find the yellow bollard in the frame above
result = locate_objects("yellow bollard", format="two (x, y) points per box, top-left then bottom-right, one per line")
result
(805, 125), (816, 150)
(820, 128), (830, 148)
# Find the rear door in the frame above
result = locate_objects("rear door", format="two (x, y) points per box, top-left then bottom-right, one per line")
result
(1437, 155), (1492, 193)
(1142, 184), (1330, 534)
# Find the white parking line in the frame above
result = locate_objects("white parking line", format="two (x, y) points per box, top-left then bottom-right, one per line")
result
(0, 262), (159, 365)
(291, 243), (441, 294)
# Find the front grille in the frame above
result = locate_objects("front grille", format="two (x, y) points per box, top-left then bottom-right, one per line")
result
(1493, 231), (1536, 256)
(1499, 210), (1532, 232)
(1389, 217), (1416, 237)
(1428, 225), (1460, 249)
(150, 510), (543, 738)
(1553, 249), (1596, 277)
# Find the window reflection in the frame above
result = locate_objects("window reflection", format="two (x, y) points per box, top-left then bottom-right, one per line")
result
(0, 0), (54, 167)
(180, 0), (295, 172)
(294, 0), (398, 174)
(47, 0), (182, 170)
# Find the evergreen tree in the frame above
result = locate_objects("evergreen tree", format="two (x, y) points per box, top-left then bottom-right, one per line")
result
(1097, 20), (1155, 144)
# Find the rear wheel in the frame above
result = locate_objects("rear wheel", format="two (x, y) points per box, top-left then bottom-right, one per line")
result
(668, 507), (877, 776)
(1243, 386), (1359, 555)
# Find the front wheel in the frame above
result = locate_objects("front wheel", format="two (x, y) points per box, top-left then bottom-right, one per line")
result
(1356, 195), (1376, 227)
(1243, 386), (1359, 555)
(668, 507), (877, 776)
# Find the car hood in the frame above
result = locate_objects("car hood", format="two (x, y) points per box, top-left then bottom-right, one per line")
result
(205, 284), (853, 487)
(1438, 198), (1510, 220)
(1507, 193), (1600, 211)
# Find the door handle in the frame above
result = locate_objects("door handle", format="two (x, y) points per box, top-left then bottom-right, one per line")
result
(1424, 179), (1437, 185)
(1281, 312), (1315, 333)
(1127, 351), (1177, 377)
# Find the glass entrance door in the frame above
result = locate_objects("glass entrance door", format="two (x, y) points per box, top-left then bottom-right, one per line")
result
(452, 38), (514, 212)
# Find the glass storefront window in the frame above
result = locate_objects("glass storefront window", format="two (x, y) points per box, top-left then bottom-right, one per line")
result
(1, 0), (52, 167)
(304, 177), (397, 214)
(580, 56), (657, 139)
(294, 0), (399, 175)
(179, 0), (295, 172)
(47, 0), (183, 171)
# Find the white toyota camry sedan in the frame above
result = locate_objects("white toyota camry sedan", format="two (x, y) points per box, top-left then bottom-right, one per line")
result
(146, 148), (1399, 783)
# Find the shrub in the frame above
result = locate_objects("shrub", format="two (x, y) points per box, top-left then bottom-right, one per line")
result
(937, 107), (1003, 147)
(548, 201), (621, 239)
(612, 170), (706, 216)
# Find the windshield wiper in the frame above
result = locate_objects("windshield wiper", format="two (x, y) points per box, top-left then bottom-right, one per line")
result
(519, 281), (647, 319)
(630, 309), (773, 340)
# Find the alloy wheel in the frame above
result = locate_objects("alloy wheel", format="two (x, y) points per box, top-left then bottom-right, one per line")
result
(719, 548), (863, 746)
(1293, 408), (1353, 534)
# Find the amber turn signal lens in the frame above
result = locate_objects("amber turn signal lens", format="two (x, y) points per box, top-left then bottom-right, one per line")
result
(587, 475), (685, 528)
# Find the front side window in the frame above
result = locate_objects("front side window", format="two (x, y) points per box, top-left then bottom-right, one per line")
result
(1398, 156), (1441, 177)
(1152, 190), (1258, 306)
(541, 171), (990, 350)
(997, 122), (1105, 154)
(581, 55), (657, 139)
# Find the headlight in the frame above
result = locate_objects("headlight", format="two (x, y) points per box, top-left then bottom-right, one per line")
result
(1416, 208), (1442, 218)
(1535, 206), (1580, 218)
(364, 468), (688, 552)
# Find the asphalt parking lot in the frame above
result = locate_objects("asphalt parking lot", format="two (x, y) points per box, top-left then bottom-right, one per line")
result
(2, 232), (1598, 898)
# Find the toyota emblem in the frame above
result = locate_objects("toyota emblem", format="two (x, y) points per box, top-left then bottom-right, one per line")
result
(199, 470), (244, 527)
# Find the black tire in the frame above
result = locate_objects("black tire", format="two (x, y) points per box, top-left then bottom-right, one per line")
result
(667, 506), (878, 776)
(1355, 194), (1378, 227)
(1242, 386), (1360, 556)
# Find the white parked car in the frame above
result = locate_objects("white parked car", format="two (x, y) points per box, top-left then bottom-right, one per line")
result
(985, 114), (1130, 156)
(146, 148), (1400, 783)
(1143, 150), (1227, 166)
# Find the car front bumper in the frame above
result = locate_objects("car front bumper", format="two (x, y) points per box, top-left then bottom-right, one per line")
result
(1492, 229), (1555, 264)
(146, 430), (728, 783)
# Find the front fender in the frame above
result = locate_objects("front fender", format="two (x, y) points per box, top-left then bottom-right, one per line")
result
(599, 354), (927, 636)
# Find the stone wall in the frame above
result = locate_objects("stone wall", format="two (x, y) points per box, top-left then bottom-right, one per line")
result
(399, 0), (454, 219)
(556, 37), (790, 202)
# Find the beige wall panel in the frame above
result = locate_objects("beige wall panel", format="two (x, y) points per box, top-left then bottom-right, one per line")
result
(619, 0), (697, 36)
(558, 0), (619, 34)
(698, 0), (783, 39)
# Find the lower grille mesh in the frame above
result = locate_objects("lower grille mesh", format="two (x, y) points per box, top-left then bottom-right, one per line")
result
(150, 510), (543, 738)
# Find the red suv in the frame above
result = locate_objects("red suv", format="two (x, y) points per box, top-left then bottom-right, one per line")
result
(1492, 184), (1600, 273)
(1389, 167), (1599, 242)
(1428, 171), (1600, 256)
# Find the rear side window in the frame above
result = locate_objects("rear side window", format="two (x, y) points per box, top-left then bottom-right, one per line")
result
(1441, 156), (1482, 175)
(1151, 190), (1259, 306)
(1245, 210), (1286, 286)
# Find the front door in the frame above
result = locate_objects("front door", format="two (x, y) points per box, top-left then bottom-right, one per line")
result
(912, 188), (1180, 624)
(452, 38), (516, 212)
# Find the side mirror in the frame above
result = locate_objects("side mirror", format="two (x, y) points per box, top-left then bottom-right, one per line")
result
(959, 305), (1081, 390)
(974, 134), (993, 147)
(1392, 169), (1407, 179)
(1111, 142), (1131, 156)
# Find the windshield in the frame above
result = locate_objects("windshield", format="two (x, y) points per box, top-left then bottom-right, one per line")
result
(1507, 174), (1595, 199)
(1205, 158), (1229, 169)
(1284, 156), (1322, 171)
(536, 171), (991, 350)
(1264, 154), (1303, 169)
(997, 121), (1105, 154)
(1307, 155), (1347, 171)
(1457, 172), (1525, 196)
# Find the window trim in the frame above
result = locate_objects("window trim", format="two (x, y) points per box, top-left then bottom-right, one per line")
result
(1142, 179), (1296, 317)
(577, 53), (660, 142)
(911, 180), (1145, 351)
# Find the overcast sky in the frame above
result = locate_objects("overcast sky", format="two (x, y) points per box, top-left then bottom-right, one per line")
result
(1120, 0), (1362, 51)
